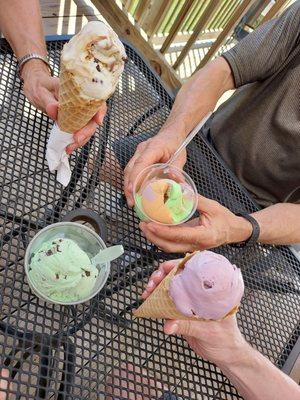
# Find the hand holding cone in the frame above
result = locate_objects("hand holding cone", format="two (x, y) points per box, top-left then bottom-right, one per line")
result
(134, 251), (244, 321)
(57, 21), (127, 133)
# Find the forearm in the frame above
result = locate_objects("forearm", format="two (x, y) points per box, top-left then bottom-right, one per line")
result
(219, 342), (300, 400)
(158, 57), (234, 140)
(0, 0), (46, 58)
(231, 203), (300, 245)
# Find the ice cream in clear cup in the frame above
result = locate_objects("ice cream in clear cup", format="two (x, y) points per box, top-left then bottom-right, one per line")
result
(24, 221), (113, 305)
(133, 164), (198, 225)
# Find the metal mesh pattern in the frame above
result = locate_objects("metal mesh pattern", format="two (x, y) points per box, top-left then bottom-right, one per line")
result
(0, 37), (300, 399)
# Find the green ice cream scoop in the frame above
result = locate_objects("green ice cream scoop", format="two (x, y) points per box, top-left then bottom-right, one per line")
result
(165, 181), (193, 224)
(28, 238), (98, 303)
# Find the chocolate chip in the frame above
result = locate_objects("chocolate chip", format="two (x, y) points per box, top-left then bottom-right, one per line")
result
(28, 268), (32, 272)
(55, 273), (59, 279)
(57, 245), (61, 252)
(29, 253), (35, 263)
(59, 239), (62, 242)
(65, 276), (67, 279)
(92, 78), (98, 83)
(46, 250), (53, 256)
(191, 309), (196, 316)
(94, 58), (99, 63)
(122, 56), (128, 63)
(203, 280), (213, 289)
(96, 64), (101, 72)
(100, 80), (103, 84)
(85, 270), (91, 277)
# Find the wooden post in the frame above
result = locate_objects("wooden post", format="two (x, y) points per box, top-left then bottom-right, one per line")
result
(160, 0), (195, 55)
(195, 0), (255, 72)
(124, 0), (135, 12)
(260, 0), (290, 24)
(173, 0), (220, 70)
(90, 0), (182, 94)
(134, 0), (151, 25)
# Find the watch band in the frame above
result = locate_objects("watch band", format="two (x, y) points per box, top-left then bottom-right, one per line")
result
(230, 212), (260, 248)
(17, 53), (53, 79)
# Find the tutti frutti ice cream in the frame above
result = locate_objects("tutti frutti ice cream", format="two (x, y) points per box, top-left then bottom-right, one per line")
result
(134, 251), (244, 320)
(135, 178), (195, 224)
(58, 21), (127, 133)
(28, 238), (98, 303)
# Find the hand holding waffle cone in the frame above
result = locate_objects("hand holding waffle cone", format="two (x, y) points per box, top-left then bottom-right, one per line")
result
(134, 251), (244, 321)
(46, 21), (127, 186)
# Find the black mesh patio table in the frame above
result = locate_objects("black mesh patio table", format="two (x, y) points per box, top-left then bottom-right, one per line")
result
(1, 36), (300, 400)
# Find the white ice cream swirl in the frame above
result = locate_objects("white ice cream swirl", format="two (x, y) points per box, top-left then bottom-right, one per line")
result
(61, 21), (127, 99)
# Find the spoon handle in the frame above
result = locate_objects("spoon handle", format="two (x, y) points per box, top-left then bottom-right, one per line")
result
(166, 112), (212, 166)
(92, 245), (124, 265)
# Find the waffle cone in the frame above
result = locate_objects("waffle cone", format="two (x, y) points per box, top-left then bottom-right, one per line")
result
(134, 252), (239, 321)
(57, 64), (104, 133)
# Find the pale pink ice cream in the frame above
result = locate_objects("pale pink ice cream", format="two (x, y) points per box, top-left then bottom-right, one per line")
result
(169, 251), (244, 320)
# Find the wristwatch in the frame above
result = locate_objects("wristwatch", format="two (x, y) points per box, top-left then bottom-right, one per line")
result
(17, 53), (53, 79)
(230, 212), (260, 248)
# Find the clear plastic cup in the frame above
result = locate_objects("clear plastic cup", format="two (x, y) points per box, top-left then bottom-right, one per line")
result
(133, 163), (198, 226)
(24, 222), (110, 305)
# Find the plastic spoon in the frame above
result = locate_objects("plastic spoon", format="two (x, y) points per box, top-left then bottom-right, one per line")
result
(92, 245), (124, 266)
(165, 111), (212, 167)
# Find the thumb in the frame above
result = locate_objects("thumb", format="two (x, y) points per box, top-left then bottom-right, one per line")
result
(46, 102), (58, 120)
(164, 319), (204, 337)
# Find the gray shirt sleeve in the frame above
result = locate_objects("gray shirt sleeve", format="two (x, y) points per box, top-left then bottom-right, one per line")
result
(222, 1), (300, 87)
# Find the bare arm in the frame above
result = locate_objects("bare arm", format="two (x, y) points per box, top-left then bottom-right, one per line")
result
(144, 261), (300, 400)
(0, 0), (106, 152)
(160, 57), (234, 140)
(139, 195), (300, 253)
(219, 342), (300, 400)
(0, 0), (48, 78)
(124, 57), (234, 203)
(250, 203), (300, 245)
(0, 0), (46, 56)
(232, 203), (300, 246)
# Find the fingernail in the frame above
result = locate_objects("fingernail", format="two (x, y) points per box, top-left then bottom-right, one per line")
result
(76, 134), (85, 144)
(128, 182), (133, 193)
(154, 270), (162, 278)
(166, 323), (178, 335)
(146, 280), (154, 289)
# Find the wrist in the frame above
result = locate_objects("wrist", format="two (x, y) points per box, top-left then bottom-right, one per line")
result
(228, 215), (253, 244)
(20, 58), (51, 81)
(217, 340), (253, 370)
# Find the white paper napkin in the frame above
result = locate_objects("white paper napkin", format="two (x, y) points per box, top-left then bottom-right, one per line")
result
(46, 123), (74, 187)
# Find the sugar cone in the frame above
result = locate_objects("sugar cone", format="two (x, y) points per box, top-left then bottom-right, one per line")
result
(57, 64), (104, 133)
(134, 252), (239, 321)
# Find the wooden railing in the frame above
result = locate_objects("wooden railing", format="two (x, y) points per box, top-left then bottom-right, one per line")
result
(89, 0), (293, 93)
